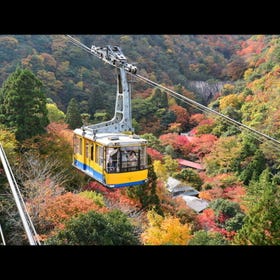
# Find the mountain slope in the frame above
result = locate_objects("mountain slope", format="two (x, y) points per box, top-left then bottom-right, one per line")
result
(0, 34), (248, 114)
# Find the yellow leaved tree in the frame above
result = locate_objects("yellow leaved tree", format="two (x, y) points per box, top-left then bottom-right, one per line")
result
(141, 209), (192, 245)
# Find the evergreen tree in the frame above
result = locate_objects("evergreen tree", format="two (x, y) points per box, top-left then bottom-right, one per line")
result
(209, 198), (245, 231)
(65, 98), (82, 129)
(188, 230), (229, 245)
(149, 88), (168, 108)
(173, 168), (203, 191)
(234, 169), (280, 245)
(88, 90), (103, 117)
(141, 133), (164, 152)
(126, 155), (162, 215)
(160, 110), (176, 130)
(46, 209), (139, 245)
(239, 149), (266, 185)
(0, 68), (49, 142)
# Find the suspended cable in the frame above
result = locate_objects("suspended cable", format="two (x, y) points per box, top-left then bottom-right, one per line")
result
(0, 224), (6, 245)
(66, 35), (117, 68)
(65, 35), (280, 151)
(134, 73), (280, 150)
(0, 145), (40, 245)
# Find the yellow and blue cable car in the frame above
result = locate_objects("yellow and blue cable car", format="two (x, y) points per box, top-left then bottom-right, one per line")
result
(73, 131), (148, 188)
(68, 40), (148, 188)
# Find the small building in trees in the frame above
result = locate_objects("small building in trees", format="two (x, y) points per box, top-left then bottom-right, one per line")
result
(166, 177), (200, 197)
(166, 176), (208, 213)
(179, 195), (209, 213)
(177, 159), (205, 171)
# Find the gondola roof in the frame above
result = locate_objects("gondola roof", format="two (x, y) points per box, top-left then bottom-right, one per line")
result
(74, 129), (147, 146)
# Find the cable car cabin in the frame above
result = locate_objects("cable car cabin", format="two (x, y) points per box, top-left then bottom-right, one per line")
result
(73, 129), (148, 188)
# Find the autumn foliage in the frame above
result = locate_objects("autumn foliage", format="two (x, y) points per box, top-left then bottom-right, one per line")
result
(237, 35), (265, 58)
(47, 122), (73, 146)
(147, 147), (164, 161)
(141, 210), (192, 245)
(3, 35), (280, 245)
(196, 208), (236, 240)
(190, 134), (217, 159)
(39, 192), (107, 232)
(169, 104), (189, 129)
(83, 181), (141, 211)
(159, 133), (192, 157)
(189, 113), (206, 127)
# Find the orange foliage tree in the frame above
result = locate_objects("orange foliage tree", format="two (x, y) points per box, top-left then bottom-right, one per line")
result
(169, 104), (190, 131)
(189, 113), (206, 127)
(47, 122), (73, 146)
(152, 179), (197, 225)
(39, 192), (107, 235)
(237, 35), (265, 58)
(200, 172), (242, 190)
(41, 53), (57, 69)
(168, 122), (182, 133)
(199, 172), (246, 205)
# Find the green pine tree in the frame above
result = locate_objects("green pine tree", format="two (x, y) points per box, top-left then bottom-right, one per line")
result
(126, 155), (162, 215)
(149, 88), (168, 108)
(234, 168), (280, 245)
(65, 98), (82, 129)
(239, 149), (266, 185)
(188, 230), (229, 245)
(0, 68), (49, 142)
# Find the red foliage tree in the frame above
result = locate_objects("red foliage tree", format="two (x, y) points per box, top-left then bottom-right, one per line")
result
(83, 181), (111, 195)
(196, 208), (218, 231)
(196, 208), (236, 240)
(159, 133), (192, 157)
(147, 147), (164, 161)
(191, 134), (217, 159)
(83, 181), (141, 213)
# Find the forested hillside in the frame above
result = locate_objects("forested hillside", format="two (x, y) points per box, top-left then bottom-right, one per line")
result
(0, 35), (248, 113)
(1, 34), (280, 245)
